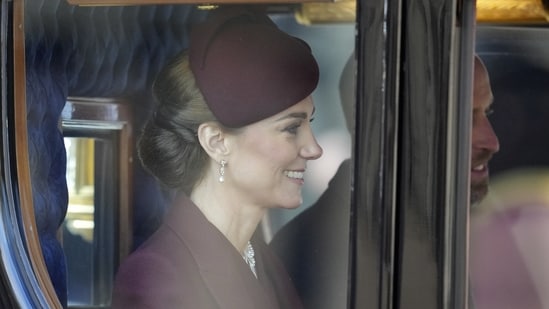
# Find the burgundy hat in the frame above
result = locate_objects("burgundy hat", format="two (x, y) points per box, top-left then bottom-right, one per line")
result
(189, 7), (319, 128)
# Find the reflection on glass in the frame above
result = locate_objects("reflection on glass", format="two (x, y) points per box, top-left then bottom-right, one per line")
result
(472, 169), (549, 309)
(62, 135), (118, 308)
(59, 97), (131, 308)
(473, 27), (549, 309)
(63, 137), (96, 307)
(65, 138), (95, 242)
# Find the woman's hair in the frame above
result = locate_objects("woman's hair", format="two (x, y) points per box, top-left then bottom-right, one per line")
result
(138, 51), (217, 194)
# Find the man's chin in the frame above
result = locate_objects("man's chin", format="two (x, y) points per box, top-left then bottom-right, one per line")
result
(470, 184), (488, 207)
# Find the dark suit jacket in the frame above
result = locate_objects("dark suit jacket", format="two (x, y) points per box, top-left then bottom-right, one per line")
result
(270, 159), (352, 309)
(111, 194), (303, 309)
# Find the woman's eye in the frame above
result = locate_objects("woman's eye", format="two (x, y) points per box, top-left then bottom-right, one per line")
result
(485, 107), (494, 116)
(285, 123), (301, 134)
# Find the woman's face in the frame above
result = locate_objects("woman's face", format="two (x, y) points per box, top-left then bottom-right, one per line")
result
(225, 96), (323, 210)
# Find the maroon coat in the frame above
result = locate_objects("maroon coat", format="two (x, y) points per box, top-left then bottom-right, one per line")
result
(111, 194), (303, 309)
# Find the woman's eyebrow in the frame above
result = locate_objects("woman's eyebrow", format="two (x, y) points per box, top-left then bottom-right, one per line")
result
(276, 112), (308, 121)
(275, 107), (315, 121)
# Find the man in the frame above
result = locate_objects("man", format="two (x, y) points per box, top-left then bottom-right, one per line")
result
(269, 54), (499, 308)
(469, 57), (549, 309)
(470, 55), (500, 205)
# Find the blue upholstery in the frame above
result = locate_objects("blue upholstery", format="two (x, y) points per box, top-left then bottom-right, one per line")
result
(25, 1), (203, 306)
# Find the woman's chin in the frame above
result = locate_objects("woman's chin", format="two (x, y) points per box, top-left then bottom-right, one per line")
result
(277, 200), (303, 210)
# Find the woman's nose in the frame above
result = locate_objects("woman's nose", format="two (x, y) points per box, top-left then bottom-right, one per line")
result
(301, 131), (323, 160)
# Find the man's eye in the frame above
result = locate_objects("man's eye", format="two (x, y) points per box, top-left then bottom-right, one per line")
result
(485, 107), (494, 116)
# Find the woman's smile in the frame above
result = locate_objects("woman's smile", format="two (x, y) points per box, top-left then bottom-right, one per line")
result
(284, 170), (306, 184)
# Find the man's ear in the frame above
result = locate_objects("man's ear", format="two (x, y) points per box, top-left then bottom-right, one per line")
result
(197, 122), (229, 159)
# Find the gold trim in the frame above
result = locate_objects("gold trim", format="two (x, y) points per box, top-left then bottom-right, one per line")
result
(14, 0), (63, 308)
(296, 1), (356, 25)
(65, 0), (549, 24)
(295, 0), (549, 24)
(67, 0), (330, 5)
(477, 0), (549, 23)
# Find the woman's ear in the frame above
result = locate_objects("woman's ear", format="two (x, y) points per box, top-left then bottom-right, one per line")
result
(197, 122), (229, 159)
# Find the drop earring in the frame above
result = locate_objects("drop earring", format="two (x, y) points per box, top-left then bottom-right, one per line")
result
(218, 160), (226, 183)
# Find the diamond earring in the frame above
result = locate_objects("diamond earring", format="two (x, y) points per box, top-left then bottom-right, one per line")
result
(218, 160), (227, 183)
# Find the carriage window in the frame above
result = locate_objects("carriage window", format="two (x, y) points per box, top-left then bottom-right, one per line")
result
(9, 0), (549, 308)
(471, 23), (549, 309)
(18, 1), (356, 308)
(63, 137), (96, 306)
(61, 98), (133, 308)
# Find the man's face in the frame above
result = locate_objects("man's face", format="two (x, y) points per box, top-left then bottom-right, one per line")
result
(470, 57), (500, 205)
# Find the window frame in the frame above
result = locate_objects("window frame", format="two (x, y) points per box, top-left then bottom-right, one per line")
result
(352, 0), (476, 308)
(0, 0), (486, 307)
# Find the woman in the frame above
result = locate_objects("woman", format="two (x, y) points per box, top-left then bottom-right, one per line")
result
(111, 6), (323, 309)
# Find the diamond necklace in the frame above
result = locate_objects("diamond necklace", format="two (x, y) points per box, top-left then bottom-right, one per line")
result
(242, 241), (257, 279)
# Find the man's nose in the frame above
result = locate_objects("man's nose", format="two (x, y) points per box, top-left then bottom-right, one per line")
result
(474, 117), (500, 154)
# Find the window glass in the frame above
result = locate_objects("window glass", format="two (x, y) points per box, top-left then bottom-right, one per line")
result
(472, 25), (549, 309)
(21, 2), (356, 308)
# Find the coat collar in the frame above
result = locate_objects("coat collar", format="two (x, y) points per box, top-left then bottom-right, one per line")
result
(164, 194), (280, 309)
